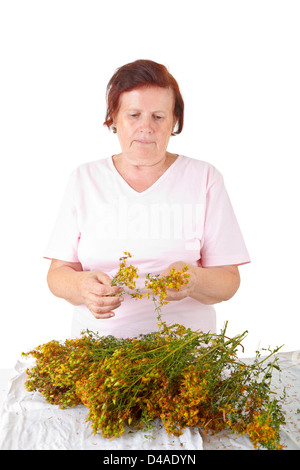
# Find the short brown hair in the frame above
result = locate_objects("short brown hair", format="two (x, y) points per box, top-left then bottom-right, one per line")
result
(104, 59), (184, 135)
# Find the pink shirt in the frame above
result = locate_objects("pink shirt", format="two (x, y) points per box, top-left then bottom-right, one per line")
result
(44, 155), (250, 337)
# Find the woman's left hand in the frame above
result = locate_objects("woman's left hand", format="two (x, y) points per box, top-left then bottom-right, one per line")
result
(160, 261), (240, 305)
(159, 261), (197, 301)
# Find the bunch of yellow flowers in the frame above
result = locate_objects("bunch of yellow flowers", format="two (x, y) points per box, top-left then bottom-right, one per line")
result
(145, 267), (190, 306)
(111, 252), (140, 293)
(23, 321), (286, 450)
(111, 252), (190, 306)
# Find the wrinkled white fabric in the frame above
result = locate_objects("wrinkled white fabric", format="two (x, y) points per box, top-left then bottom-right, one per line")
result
(0, 351), (299, 451)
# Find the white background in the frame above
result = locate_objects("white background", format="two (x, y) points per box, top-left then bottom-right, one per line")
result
(0, 0), (299, 368)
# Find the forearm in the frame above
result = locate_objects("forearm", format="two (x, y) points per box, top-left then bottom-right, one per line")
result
(47, 265), (84, 306)
(187, 264), (240, 304)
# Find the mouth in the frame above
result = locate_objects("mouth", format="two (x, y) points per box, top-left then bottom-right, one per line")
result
(134, 140), (154, 145)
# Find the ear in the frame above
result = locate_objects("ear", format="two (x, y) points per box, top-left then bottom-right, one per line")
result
(171, 116), (178, 136)
(111, 115), (117, 133)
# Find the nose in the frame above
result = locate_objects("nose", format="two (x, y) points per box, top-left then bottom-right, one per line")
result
(138, 115), (154, 134)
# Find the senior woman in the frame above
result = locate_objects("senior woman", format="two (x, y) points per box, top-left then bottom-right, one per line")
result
(45, 59), (250, 338)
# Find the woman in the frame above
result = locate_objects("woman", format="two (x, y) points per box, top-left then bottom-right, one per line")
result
(45, 59), (250, 338)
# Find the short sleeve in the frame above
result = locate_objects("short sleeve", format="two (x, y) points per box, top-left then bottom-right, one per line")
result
(44, 170), (81, 262)
(200, 167), (250, 267)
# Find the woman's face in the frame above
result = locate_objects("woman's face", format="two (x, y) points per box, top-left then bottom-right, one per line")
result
(113, 86), (176, 166)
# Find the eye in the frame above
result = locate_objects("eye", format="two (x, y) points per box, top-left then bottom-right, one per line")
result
(154, 115), (163, 120)
(129, 113), (139, 118)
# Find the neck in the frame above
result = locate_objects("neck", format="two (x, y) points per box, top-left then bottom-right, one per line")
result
(113, 152), (176, 175)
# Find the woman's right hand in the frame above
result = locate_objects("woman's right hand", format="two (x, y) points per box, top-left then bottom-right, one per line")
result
(78, 270), (124, 319)
(47, 260), (124, 319)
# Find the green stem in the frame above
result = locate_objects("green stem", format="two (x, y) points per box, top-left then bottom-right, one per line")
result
(127, 332), (204, 390)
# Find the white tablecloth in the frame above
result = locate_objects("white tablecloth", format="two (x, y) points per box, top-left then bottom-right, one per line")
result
(0, 351), (299, 451)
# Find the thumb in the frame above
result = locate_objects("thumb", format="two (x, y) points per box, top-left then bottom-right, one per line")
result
(93, 271), (113, 286)
(93, 271), (123, 294)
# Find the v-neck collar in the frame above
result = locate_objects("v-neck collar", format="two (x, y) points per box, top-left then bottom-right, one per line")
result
(108, 154), (183, 196)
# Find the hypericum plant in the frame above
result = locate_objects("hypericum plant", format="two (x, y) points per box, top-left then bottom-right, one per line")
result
(110, 251), (190, 306)
(22, 253), (286, 450)
(110, 252), (144, 299)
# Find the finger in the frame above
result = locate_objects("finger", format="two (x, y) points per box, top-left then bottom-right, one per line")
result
(91, 310), (116, 319)
(165, 291), (181, 301)
(88, 298), (123, 313)
(88, 293), (124, 308)
(90, 282), (123, 297)
(105, 285), (124, 296)
(165, 286), (188, 301)
(89, 303), (121, 318)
